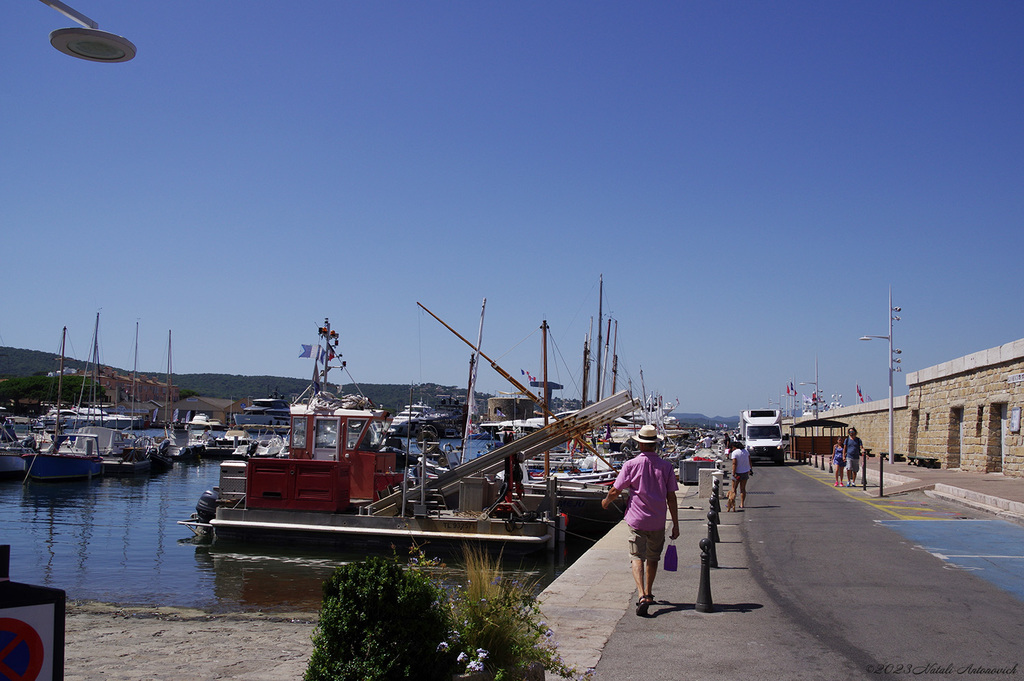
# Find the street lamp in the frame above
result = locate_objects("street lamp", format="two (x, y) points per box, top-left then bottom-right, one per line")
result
(39, 0), (136, 62)
(800, 357), (820, 418)
(860, 287), (901, 465)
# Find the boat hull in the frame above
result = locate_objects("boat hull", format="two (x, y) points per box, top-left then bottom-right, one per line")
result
(199, 506), (556, 557)
(0, 453), (27, 479)
(23, 453), (103, 481)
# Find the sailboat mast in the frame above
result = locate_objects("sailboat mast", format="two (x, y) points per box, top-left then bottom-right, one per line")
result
(581, 317), (592, 409)
(610, 320), (619, 394)
(595, 274), (603, 403)
(460, 298), (486, 464)
(165, 330), (172, 432)
(56, 327), (66, 436)
(130, 321), (139, 432)
(542, 319), (549, 477)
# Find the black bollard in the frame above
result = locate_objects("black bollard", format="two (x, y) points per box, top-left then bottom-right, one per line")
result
(707, 510), (720, 544)
(710, 492), (721, 514)
(709, 506), (720, 526)
(696, 538), (715, 613)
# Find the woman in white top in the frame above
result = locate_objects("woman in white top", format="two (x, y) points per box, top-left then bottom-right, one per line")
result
(731, 446), (752, 510)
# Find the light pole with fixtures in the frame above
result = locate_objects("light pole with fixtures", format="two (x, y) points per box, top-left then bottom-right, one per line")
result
(38, 0), (135, 62)
(799, 357), (820, 418)
(860, 287), (901, 465)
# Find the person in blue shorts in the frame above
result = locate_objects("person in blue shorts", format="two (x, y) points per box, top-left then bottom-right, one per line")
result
(844, 427), (863, 487)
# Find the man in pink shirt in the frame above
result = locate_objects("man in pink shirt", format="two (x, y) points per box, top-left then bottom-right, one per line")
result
(601, 424), (680, 616)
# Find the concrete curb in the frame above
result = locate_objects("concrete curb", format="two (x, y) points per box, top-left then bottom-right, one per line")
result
(926, 484), (1024, 521)
(538, 521), (633, 675)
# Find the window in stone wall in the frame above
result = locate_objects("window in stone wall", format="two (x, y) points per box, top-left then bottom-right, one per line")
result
(925, 413), (930, 430)
(976, 405), (984, 436)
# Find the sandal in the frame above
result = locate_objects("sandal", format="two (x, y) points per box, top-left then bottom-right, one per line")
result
(636, 594), (654, 617)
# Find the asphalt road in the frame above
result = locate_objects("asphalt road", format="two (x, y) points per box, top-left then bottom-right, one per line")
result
(591, 463), (1024, 681)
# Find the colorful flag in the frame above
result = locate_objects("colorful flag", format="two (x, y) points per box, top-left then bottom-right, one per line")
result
(299, 344), (313, 358)
(857, 384), (864, 402)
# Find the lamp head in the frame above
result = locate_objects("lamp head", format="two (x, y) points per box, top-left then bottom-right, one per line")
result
(50, 27), (136, 62)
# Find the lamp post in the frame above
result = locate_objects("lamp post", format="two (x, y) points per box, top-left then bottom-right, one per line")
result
(800, 357), (820, 418)
(38, 0), (135, 62)
(860, 287), (901, 465)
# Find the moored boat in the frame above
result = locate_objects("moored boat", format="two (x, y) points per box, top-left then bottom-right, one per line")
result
(180, 317), (638, 555)
(23, 433), (104, 481)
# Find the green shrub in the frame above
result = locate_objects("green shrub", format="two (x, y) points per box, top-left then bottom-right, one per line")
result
(304, 555), (457, 681)
(445, 546), (583, 681)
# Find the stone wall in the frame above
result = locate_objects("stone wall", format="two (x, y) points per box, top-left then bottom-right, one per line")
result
(905, 339), (1024, 476)
(792, 338), (1024, 478)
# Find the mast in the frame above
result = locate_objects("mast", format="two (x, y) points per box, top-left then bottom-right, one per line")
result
(595, 275), (603, 402)
(460, 298), (486, 464)
(581, 317), (592, 409)
(164, 330), (172, 436)
(56, 327), (66, 437)
(601, 318), (611, 397)
(610, 320), (619, 394)
(130, 321), (138, 432)
(541, 319), (549, 477)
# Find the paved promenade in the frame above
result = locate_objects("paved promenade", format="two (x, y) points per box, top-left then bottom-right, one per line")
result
(538, 459), (1024, 680)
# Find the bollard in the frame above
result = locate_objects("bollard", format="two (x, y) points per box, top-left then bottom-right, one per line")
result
(710, 492), (721, 515)
(709, 506), (720, 526)
(696, 538), (715, 613)
(707, 510), (720, 543)
(705, 513), (719, 568)
(878, 455), (884, 498)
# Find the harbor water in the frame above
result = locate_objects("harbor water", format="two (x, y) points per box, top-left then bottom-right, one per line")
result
(1, 431), (590, 613)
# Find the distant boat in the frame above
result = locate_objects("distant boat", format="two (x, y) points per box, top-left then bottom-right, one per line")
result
(233, 398), (291, 427)
(0, 422), (33, 479)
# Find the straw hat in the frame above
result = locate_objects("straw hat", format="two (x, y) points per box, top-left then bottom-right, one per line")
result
(635, 424), (660, 443)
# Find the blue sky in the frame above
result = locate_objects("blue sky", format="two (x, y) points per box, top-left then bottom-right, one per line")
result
(2, 1), (1022, 419)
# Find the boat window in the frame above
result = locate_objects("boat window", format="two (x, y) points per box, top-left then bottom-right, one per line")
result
(346, 419), (366, 450)
(291, 417), (307, 450)
(364, 420), (386, 450)
(315, 419), (338, 449)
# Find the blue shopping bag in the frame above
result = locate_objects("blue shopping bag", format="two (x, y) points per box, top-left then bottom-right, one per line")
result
(663, 543), (677, 571)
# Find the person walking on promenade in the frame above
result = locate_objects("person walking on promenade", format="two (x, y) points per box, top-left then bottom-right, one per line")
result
(731, 442), (752, 509)
(844, 427), (863, 487)
(601, 424), (680, 617)
(832, 437), (846, 487)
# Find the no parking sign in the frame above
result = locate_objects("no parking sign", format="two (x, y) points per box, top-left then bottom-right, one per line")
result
(0, 546), (65, 681)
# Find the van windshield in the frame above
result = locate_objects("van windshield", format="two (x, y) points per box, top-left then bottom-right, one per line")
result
(748, 426), (781, 439)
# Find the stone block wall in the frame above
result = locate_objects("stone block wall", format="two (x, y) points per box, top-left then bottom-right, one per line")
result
(905, 339), (1024, 476)
(792, 338), (1024, 478)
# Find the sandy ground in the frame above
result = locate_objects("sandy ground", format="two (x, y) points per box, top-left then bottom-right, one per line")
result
(64, 601), (318, 680)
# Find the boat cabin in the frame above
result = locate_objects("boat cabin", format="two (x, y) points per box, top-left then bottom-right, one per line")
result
(245, 402), (401, 513)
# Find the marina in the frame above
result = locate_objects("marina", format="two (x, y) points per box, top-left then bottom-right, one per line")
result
(1, 436), (594, 613)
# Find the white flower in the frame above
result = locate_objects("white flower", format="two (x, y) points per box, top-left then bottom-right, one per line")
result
(457, 652), (468, 663)
(476, 648), (489, 660)
(436, 641), (448, 652)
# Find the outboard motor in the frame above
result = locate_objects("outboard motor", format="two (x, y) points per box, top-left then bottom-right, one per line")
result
(158, 438), (171, 454)
(22, 434), (37, 450)
(247, 440), (259, 457)
(196, 488), (220, 523)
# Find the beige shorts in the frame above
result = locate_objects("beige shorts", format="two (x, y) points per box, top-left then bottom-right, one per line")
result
(628, 526), (666, 563)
